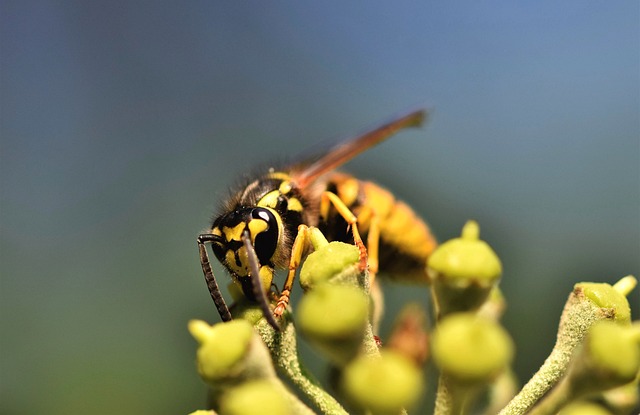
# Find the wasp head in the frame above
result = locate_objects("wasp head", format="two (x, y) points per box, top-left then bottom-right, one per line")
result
(209, 207), (281, 299)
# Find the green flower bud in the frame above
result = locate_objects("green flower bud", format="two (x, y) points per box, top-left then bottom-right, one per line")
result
(601, 381), (640, 415)
(568, 321), (640, 395)
(228, 280), (245, 302)
(341, 350), (424, 415)
(577, 281), (632, 324)
(297, 284), (369, 365)
(558, 401), (613, 415)
(219, 380), (289, 415)
(428, 220), (502, 283)
(432, 313), (514, 384)
(231, 298), (275, 326)
(427, 220), (502, 318)
(189, 320), (253, 380)
(188, 319), (274, 387)
(299, 241), (362, 290)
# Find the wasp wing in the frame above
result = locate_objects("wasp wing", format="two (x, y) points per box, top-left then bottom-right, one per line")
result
(292, 109), (428, 188)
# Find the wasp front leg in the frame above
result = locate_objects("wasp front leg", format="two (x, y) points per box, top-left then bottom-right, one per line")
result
(274, 224), (313, 318)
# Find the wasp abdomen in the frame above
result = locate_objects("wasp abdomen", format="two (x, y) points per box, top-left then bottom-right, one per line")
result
(323, 172), (437, 283)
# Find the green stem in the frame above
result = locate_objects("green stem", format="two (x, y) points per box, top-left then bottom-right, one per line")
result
(498, 286), (617, 415)
(256, 318), (349, 415)
(434, 375), (475, 415)
(525, 377), (573, 415)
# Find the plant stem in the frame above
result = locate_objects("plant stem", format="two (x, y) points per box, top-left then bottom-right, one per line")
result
(257, 318), (349, 415)
(498, 286), (616, 415)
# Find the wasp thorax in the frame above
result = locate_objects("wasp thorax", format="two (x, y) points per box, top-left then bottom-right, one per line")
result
(211, 207), (281, 277)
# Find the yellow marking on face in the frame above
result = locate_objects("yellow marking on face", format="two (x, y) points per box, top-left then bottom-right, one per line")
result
(287, 197), (303, 212)
(270, 207), (284, 235)
(223, 222), (246, 242)
(257, 190), (280, 209)
(279, 181), (293, 194)
(248, 218), (269, 244)
(226, 246), (249, 275)
(228, 280), (244, 301)
(259, 265), (274, 293)
(212, 227), (222, 237)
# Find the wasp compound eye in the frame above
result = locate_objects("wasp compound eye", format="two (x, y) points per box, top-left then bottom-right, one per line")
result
(250, 208), (280, 265)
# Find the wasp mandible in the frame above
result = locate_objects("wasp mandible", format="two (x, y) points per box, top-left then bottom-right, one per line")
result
(197, 109), (438, 330)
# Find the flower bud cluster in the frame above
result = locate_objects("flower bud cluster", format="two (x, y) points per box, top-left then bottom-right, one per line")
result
(188, 221), (638, 415)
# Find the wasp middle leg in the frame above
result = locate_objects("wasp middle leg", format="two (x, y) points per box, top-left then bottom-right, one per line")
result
(273, 190), (370, 318)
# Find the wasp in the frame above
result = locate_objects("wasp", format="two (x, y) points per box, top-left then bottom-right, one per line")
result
(197, 109), (438, 330)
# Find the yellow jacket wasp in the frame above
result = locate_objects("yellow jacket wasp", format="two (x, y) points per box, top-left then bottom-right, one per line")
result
(197, 109), (437, 330)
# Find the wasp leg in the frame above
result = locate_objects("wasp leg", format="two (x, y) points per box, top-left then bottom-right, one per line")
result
(361, 209), (385, 334)
(320, 191), (368, 272)
(197, 234), (233, 322)
(365, 211), (380, 285)
(274, 224), (310, 318)
(349, 202), (381, 285)
(345, 204), (384, 333)
(242, 230), (281, 331)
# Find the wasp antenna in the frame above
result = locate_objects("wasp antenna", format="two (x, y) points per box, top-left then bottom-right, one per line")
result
(197, 234), (233, 322)
(242, 230), (282, 331)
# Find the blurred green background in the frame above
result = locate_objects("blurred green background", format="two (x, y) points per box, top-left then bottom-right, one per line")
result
(1, 2), (638, 414)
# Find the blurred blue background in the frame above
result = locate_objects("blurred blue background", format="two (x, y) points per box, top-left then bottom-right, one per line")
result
(1, 1), (638, 414)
